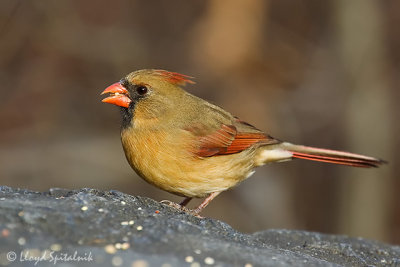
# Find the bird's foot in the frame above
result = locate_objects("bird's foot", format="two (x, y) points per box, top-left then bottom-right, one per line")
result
(160, 200), (203, 218)
(160, 200), (184, 210)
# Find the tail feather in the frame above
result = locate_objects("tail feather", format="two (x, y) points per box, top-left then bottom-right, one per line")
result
(282, 143), (386, 168)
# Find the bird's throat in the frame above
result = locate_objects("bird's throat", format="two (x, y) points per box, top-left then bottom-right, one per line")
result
(120, 105), (134, 129)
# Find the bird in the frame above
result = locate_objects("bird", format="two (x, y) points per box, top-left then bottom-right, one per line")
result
(101, 69), (385, 215)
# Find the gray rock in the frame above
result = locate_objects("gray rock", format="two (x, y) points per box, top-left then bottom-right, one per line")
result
(0, 186), (398, 266)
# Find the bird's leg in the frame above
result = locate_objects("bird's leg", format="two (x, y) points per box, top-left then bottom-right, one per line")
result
(161, 192), (220, 216)
(190, 192), (221, 215)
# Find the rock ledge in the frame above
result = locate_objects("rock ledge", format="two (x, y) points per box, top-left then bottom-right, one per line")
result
(0, 186), (398, 266)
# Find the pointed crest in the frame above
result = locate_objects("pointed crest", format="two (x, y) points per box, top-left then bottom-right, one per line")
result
(155, 70), (195, 86)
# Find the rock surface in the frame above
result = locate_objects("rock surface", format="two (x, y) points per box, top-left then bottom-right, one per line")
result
(0, 186), (398, 266)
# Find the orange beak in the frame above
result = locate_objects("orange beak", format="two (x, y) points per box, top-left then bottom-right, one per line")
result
(101, 82), (131, 108)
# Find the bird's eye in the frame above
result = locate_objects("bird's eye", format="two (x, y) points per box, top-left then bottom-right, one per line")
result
(136, 86), (148, 95)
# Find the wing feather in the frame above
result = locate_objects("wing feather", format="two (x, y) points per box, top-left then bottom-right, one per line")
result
(188, 120), (279, 157)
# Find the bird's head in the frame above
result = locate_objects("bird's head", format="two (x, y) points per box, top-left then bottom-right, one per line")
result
(101, 69), (195, 127)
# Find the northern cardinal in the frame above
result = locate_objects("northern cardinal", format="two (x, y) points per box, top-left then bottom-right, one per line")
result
(101, 69), (385, 214)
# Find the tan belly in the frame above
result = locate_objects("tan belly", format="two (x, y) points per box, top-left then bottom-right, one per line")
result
(121, 129), (257, 198)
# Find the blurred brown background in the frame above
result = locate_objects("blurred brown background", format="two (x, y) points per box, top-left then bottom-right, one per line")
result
(0, 0), (398, 244)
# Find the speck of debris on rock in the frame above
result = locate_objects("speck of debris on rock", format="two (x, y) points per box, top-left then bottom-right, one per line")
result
(111, 256), (123, 266)
(17, 237), (26, 245)
(120, 201), (126, 205)
(204, 257), (215, 265)
(155, 210), (160, 214)
(115, 242), (130, 250)
(81, 206), (88, 211)
(131, 259), (149, 267)
(1, 229), (10, 237)
(98, 208), (104, 212)
(121, 242), (130, 250)
(137, 207), (142, 210)
(128, 220), (134, 225)
(190, 263), (201, 267)
(194, 249), (201, 255)
(18, 211), (24, 216)
(136, 226), (143, 231)
(121, 221), (129, 226)
(104, 244), (117, 254)
(185, 256), (194, 263)
(244, 264), (253, 267)
(50, 243), (62, 251)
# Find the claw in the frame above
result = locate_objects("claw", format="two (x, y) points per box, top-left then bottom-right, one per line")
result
(159, 200), (203, 218)
(160, 200), (183, 210)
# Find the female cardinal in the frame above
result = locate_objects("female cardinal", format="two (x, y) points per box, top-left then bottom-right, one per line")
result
(101, 69), (384, 215)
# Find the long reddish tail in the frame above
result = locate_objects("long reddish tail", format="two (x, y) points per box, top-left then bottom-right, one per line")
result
(282, 143), (386, 168)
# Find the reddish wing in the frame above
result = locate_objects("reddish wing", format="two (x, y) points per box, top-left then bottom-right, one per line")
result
(190, 121), (276, 157)
(223, 132), (272, 155)
(195, 124), (237, 157)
